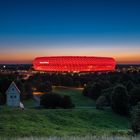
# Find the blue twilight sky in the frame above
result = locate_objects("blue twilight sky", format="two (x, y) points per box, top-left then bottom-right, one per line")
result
(0, 0), (140, 64)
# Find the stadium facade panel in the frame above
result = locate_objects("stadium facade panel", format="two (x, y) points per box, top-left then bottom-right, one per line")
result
(33, 56), (116, 72)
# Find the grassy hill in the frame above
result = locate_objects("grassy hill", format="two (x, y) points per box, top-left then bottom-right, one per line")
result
(0, 107), (129, 137)
(0, 87), (130, 138)
(0, 136), (139, 140)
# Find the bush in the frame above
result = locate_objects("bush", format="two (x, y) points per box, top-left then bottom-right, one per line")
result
(61, 95), (75, 109)
(82, 85), (90, 97)
(87, 82), (103, 100)
(126, 80), (135, 92)
(129, 87), (140, 106)
(96, 95), (106, 110)
(89, 83), (100, 99)
(131, 102), (140, 134)
(40, 93), (62, 108)
(40, 92), (74, 109)
(83, 80), (111, 100)
(119, 73), (133, 84)
(0, 92), (6, 105)
(102, 87), (113, 106)
(0, 79), (12, 105)
(15, 80), (33, 100)
(111, 85), (130, 116)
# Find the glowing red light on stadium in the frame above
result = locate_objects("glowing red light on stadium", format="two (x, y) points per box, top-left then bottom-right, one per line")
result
(33, 56), (116, 72)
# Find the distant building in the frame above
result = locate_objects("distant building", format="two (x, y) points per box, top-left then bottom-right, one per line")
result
(6, 82), (21, 107)
(33, 56), (116, 72)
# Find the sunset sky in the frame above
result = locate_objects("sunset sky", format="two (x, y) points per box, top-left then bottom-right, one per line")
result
(0, 0), (140, 64)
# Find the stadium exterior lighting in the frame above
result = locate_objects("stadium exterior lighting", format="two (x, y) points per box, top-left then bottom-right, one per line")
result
(33, 56), (116, 72)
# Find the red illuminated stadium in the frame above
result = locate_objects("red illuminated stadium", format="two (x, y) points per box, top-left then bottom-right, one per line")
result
(33, 56), (116, 72)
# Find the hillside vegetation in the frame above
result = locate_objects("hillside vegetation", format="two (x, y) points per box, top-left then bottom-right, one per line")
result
(0, 107), (129, 137)
(0, 87), (131, 138)
(0, 136), (140, 140)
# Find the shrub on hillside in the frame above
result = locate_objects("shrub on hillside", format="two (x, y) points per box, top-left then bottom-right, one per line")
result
(96, 87), (114, 109)
(96, 95), (106, 110)
(40, 93), (62, 108)
(119, 73), (133, 84)
(24, 82), (33, 99)
(129, 87), (140, 106)
(126, 80), (135, 93)
(111, 85), (130, 116)
(16, 80), (33, 100)
(0, 78), (12, 105)
(88, 82), (102, 99)
(82, 84), (90, 97)
(0, 92), (6, 105)
(131, 102), (140, 135)
(61, 95), (75, 109)
(40, 92), (74, 109)
(83, 80), (111, 100)
(102, 87), (113, 106)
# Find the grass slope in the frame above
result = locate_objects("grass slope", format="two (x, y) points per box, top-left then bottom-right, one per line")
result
(0, 136), (140, 140)
(0, 107), (129, 137)
(0, 87), (130, 137)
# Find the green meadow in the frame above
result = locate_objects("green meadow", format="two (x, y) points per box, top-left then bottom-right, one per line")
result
(0, 87), (130, 138)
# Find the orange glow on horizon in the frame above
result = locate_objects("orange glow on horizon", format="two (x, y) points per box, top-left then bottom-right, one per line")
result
(0, 55), (139, 64)
(0, 45), (139, 64)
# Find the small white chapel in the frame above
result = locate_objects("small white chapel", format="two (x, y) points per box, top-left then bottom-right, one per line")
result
(6, 81), (21, 107)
